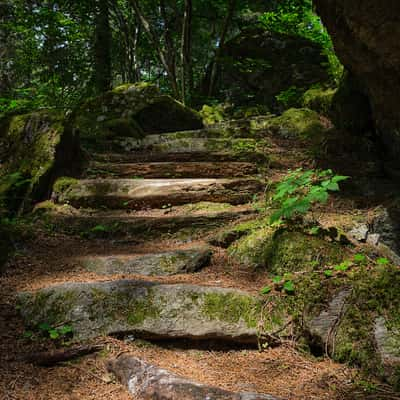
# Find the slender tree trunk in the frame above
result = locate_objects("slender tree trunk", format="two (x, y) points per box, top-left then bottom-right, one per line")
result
(208, 0), (236, 97)
(181, 0), (193, 105)
(129, 0), (180, 98)
(94, 0), (112, 93)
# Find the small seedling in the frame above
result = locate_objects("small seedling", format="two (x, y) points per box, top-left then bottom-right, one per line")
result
(334, 261), (351, 272)
(353, 253), (366, 264)
(260, 286), (272, 295)
(324, 269), (333, 278)
(272, 275), (283, 284)
(283, 280), (295, 294)
(376, 257), (389, 265)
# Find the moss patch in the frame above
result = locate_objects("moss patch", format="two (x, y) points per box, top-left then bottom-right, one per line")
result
(266, 230), (345, 275)
(228, 225), (276, 268)
(53, 177), (78, 196)
(302, 87), (337, 116)
(201, 292), (261, 329)
(266, 108), (326, 140)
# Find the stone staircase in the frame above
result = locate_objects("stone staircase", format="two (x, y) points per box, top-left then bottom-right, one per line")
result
(18, 126), (282, 398)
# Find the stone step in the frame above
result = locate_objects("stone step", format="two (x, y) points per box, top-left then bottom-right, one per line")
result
(104, 135), (270, 164)
(77, 247), (212, 276)
(108, 355), (281, 400)
(18, 280), (262, 343)
(86, 161), (259, 179)
(36, 203), (254, 239)
(55, 178), (263, 210)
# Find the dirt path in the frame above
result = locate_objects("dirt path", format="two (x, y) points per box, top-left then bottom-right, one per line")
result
(0, 125), (384, 399)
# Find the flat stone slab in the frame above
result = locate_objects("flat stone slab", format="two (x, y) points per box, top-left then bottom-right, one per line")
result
(18, 280), (262, 343)
(115, 134), (266, 153)
(37, 206), (254, 239)
(108, 355), (281, 400)
(78, 247), (212, 276)
(87, 161), (258, 179)
(56, 178), (263, 210)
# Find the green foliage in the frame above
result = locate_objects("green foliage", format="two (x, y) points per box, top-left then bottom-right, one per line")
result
(36, 322), (73, 341)
(275, 86), (304, 108)
(269, 168), (349, 224)
(259, 0), (343, 83)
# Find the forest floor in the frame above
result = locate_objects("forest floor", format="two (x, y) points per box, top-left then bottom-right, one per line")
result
(1, 123), (399, 400)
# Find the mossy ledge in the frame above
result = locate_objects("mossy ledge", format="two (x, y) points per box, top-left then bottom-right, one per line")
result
(17, 280), (264, 344)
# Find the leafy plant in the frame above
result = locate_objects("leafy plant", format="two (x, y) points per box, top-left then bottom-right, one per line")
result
(269, 168), (349, 224)
(376, 257), (389, 266)
(37, 322), (73, 341)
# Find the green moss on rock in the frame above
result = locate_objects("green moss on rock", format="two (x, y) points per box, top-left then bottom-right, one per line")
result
(74, 83), (202, 147)
(0, 110), (80, 212)
(266, 108), (326, 140)
(266, 230), (344, 275)
(53, 177), (78, 196)
(302, 87), (337, 116)
(201, 292), (261, 329)
(228, 225), (276, 268)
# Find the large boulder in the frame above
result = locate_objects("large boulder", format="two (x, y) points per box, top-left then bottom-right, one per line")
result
(210, 28), (330, 109)
(0, 110), (80, 212)
(314, 0), (400, 166)
(74, 83), (203, 146)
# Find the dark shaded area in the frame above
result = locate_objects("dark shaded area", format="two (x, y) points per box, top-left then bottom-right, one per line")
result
(314, 0), (400, 167)
(207, 28), (330, 109)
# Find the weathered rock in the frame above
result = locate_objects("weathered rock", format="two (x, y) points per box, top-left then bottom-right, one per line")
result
(347, 224), (369, 242)
(108, 355), (280, 400)
(74, 83), (202, 145)
(307, 290), (351, 350)
(370, 205), (400, 256)
(87, 161), (258, 179)
(113, 134), (270, 164)
(374, 317), (400, 379)
(18, 280), (262, 343)
(314, 0), (400, 164)
(211, 28), (330, 109)
(54, 178), (263, 210)
(78, 247), (212, 276)
(0, 110), (80, 211)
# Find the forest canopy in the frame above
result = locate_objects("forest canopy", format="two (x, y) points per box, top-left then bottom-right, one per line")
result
(0, 0), (340, 114)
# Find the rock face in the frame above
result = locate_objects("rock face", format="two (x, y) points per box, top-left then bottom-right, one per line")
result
(314, 0), (400, 164)
(212, 28), (330, 108)
(0, 110), (80, 211)
(74, 83), (202, 145)
(18, 280), (262, 343)
(108, 355), (280, 400)
(78, 247), (212, 276)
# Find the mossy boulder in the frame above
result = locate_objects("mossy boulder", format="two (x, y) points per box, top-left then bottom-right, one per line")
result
(228, 225), (276, 268)
(18, 280), (263, 343)
(210, 28), (330, 109)
(0, 110), (80, 212)
(301, 87), (337, 116)
(229, 227), (345, 271)
(306, 263), (400, 385)
(253, 108), (327, 140)
(74, 82), (203, 146)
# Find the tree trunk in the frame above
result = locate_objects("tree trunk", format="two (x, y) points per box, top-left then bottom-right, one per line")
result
(181, 0), (193, 105)
(129, 0), (180, 98)
(94, 0), (112, 93)
(208, 0), (236, 97)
